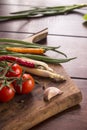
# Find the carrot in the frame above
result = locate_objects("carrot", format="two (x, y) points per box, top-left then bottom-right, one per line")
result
(6, 46), (67, 57)
(6, 47), (45, 55)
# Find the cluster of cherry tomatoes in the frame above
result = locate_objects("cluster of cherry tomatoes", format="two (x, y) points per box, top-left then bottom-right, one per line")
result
(0, 63), (35, 102)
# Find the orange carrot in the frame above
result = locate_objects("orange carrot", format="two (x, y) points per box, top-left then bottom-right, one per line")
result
(6, 47), (45, 55)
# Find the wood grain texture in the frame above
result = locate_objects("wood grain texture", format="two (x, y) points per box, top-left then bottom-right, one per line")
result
(0, 64), (82, 130)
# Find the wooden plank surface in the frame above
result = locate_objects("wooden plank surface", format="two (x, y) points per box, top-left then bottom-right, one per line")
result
(0, 4), (87, 37)
(0, 0), (87, 5)
(0, 64), (82, 130)
(0, 0), (87, 130)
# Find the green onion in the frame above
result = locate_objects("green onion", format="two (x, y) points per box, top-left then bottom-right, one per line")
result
(0, 4), (87, 21)
(0, 38), (59, 48)
(0, 38), (76, 64)
(0, 38), (67, 57)
(0, 50), (76, 64)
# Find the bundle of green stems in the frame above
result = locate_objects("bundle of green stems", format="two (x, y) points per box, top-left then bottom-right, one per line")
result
(0, 38), (76, 64)
(0, 4), (87, 21)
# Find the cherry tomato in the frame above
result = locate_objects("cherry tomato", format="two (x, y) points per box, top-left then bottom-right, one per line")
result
(0, 83), (15, 102)
(6, 63), (22, 77)
(14, 73), (35, 94)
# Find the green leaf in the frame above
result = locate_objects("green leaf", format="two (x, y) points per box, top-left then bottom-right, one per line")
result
(83, 14), (87, 21)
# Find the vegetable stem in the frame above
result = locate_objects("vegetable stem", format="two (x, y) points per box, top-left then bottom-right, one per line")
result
(0, 51), (76, 64)
(0, 38), (67, 57)
(0, 4), (87, 21)
(0, 38), (59, 49)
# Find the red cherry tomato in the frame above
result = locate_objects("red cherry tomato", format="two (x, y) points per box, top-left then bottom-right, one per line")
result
(0, 83), (15, 102)
(6, 63), (22, 77)
(14, 73), (35, 94)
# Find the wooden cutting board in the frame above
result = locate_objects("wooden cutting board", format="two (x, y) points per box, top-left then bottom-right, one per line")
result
(0, 29), (82, 130)
(0, 64), (82, 130)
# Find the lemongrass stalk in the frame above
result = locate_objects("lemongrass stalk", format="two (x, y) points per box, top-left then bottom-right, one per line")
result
(0, 38), (59, 49)
(22, 66), (65, 81)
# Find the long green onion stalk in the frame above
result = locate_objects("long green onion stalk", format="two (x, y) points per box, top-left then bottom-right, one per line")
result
(0, 4), (87, 21)
(0, 50), (76, 64)
(0, 38), (76, 64)
(0, 38), (59, 49)
(0, 38), (67, 57)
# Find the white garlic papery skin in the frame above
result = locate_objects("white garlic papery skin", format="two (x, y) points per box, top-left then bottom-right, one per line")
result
(44, 87), (63, 101)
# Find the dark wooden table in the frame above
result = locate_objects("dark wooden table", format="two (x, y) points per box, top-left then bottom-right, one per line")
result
(0, 0), (87, 130)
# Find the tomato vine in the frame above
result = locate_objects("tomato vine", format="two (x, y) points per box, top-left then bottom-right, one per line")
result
(0, 61), (35, 102)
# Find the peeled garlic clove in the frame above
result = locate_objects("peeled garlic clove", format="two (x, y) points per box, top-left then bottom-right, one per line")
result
(43, 87), (63, 101)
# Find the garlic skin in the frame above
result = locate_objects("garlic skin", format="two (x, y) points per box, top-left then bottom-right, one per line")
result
(43, 87), (63, 101)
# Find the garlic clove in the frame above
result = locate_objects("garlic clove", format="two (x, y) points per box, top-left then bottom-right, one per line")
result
(43, 87), (63, 101)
